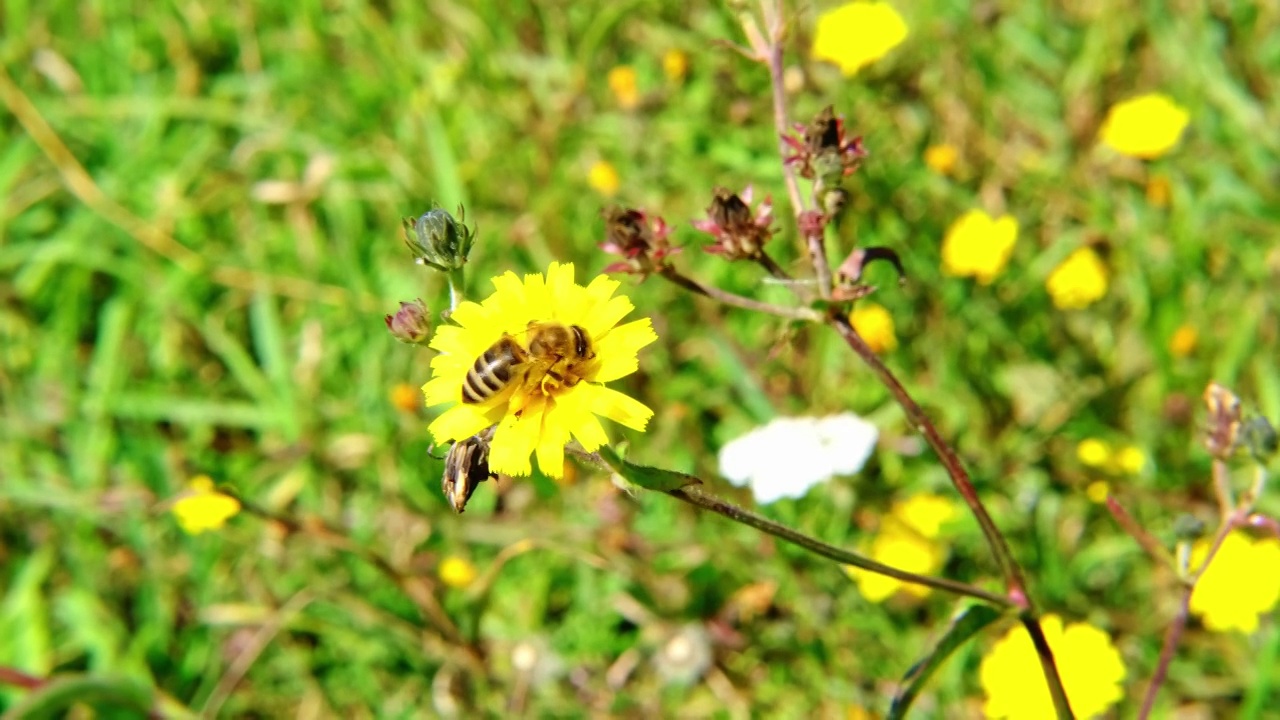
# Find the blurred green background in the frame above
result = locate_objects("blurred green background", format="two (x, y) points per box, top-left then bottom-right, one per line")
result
(2, 0), (1278, 716)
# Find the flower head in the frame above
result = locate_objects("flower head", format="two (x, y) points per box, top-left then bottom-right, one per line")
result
(1046, 247), (1108, 310)
(718, 413), (878, 504)
(385, 299), (432, 345)
(1099, 93), (1189, 159)
(439, 555), (478, 588)
(663, 49), (688, 83)
(924, 144), (958, 174)
(423, 263), (657, 478)
(1169, 324), (1197, 357)
(693, 187), (775, 259)
(600, 206), (680, 275)
(172, 476), (241, 535)
(607, 65), (640, 110)
(846, 494), (957, 602)
(941, 210), (1018, 284)
(849, 302), (897, 352)
(1190, 531), (1280, 633)
(812, 2), (909, 76)
(980, 615), (1126, 719)
(782, 106), (868, 182)
(588, 160), (620, 197)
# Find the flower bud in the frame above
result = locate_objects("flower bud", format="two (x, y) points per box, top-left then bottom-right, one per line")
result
(385, 299), (432, 344)
(1241, 416), (1278, 461)
(404, 205), (475, 271)
(1203, 382), (1242, 459)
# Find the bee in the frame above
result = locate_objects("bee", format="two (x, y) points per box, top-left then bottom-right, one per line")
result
(461, 321), (596, 404)
(442, 425), (495, 513)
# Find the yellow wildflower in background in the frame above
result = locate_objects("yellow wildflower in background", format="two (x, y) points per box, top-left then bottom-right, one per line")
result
(980, 615), (1126, 719)
(846, 494), (956, 602)
(438, 556), (478, 589)
(849, 302), (897, 352)
(172, 476), (241, 535)
(607, 65), (640, 110)
(1115, 446), (1146, 474)
(1076, 438), (1110, 468)
(389, 383), (420, 413)
(812, 2), (908, 76)
(1085, 481), (1110, 504)
(1046, 247), (1107, 310)
(588, 160), (620, 197)
(662, 49), (688, 83)
(1169, 324), (1197, 357)
(941, 209), (1018, 284)
(423, 263), (657, 478)
(1190, 532), (1280, 633)
(1099, 93), (1189, 159)
(1146, 174), (1172, 207)
(924, 144), (958, 174)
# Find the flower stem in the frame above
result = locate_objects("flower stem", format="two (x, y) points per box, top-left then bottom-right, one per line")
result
(1020, 614), (1076, 719)
(447, 267), (466, 311)
(659, 267), (823, 322)
(665, 485), (1014, 609)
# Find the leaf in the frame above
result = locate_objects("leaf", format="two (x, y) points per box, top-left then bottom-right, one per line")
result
(888, 604), (1003, 720)
(0, 675), (153, 720)
(597, 446), (701, 493)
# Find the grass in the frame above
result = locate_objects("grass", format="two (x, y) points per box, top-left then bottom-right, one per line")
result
(2, 0), (1279, 716)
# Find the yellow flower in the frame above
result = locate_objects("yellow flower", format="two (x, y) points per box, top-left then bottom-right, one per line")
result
(389, 383), (421, 413)
(662, 49), (688, 83)
(980, 615), (1126, 720)
(940, 209), (1018, 284)
(924, 144), (958, 174)
(607, 65), (640, 110)
(1099, 93), (1190, 159)
(812, 2), (909, 76)
(172, 476), (241, 535)
(849, 302), (897, 352)
(846, 494), (955, 602)
(423, 263), (657, 478)
(1115, 445), (1146, 475)
(1169, 324), (1197, 357)
(438, 556), (478, 588)
(1076, 438), (1111, 468)
(1085, 480), (1110, 504)
(1190, 532), (1280, 633)
(588, 160), (620, 197)
(1046, 247), (1107, 310)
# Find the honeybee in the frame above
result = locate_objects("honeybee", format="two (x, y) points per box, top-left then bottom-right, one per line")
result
(461, 321), (596, 404)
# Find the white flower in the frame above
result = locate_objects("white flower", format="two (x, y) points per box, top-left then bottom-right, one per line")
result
(718, 413), (879, 504)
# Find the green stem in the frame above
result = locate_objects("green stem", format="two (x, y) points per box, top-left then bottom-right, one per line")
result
(447, 267), (466, 311)
(665, 485), (1013, 608)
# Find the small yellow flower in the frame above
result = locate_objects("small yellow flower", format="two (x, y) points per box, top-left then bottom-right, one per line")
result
(1115, 445), (1146, 475)
(1190, 532), (1280, 633)
(846, 494), (954, 602)
(1169, 324), (1197, 357)
(588, 160), (620, 197)
(1146, 174), (1172, 207)
(980, 615), (1126, 719)
(423, 263), (657, 478)
(607, 65), (640, 110)
(1099, 93), (1190, 159)
(662, 49), (688, 83)
(924, 144), (958, 174)
(438, 555), (478, 589)
(172, 476), (241, 535)
(1085, 480), (1110, 504)
(389, 383), (421, 413)
(1046, 247), (1107, 310)
(812, 2), (909, 76)
(1076, 438), (1111, 468)
(940, 209), (1018, 284)
(849, 302), (897, 353)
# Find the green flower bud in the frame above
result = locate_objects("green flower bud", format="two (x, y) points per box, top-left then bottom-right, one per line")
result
(403, 205), (475, 271)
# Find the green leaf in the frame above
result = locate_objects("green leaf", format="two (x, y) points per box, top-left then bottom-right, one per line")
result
(597, 446), (701, 493)
(888, 604), (1003, 720)
(0, 675), (153, 720)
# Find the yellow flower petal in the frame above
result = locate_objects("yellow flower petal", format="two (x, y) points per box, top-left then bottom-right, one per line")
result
(941, 209), (1018, 284)
(1076, 438), (1111, 467)
(588, 160), (620, 197)
(1099, 93), (1190, 159)
(594, 318), (658, 382)
(1190, 532), (1280, 633)
(584, 384), (654, 431)
(891, 494), (956, 539)
(812, 2), (909, 76)
(849, 302), (897, 352)
(846, 529), (942, 602)
(172, 476), (241, 535)
(1046, 247), (1108, 310)
(439, 556), (478, 588)
(428, 403), (505, 443)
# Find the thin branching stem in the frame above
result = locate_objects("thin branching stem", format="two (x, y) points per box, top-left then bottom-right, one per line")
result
(659, 267), (822, 322)
(667, 486), (1014, 608)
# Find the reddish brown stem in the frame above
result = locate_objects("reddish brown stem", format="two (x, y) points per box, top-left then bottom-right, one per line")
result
(1105, 495), (1176, 570)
